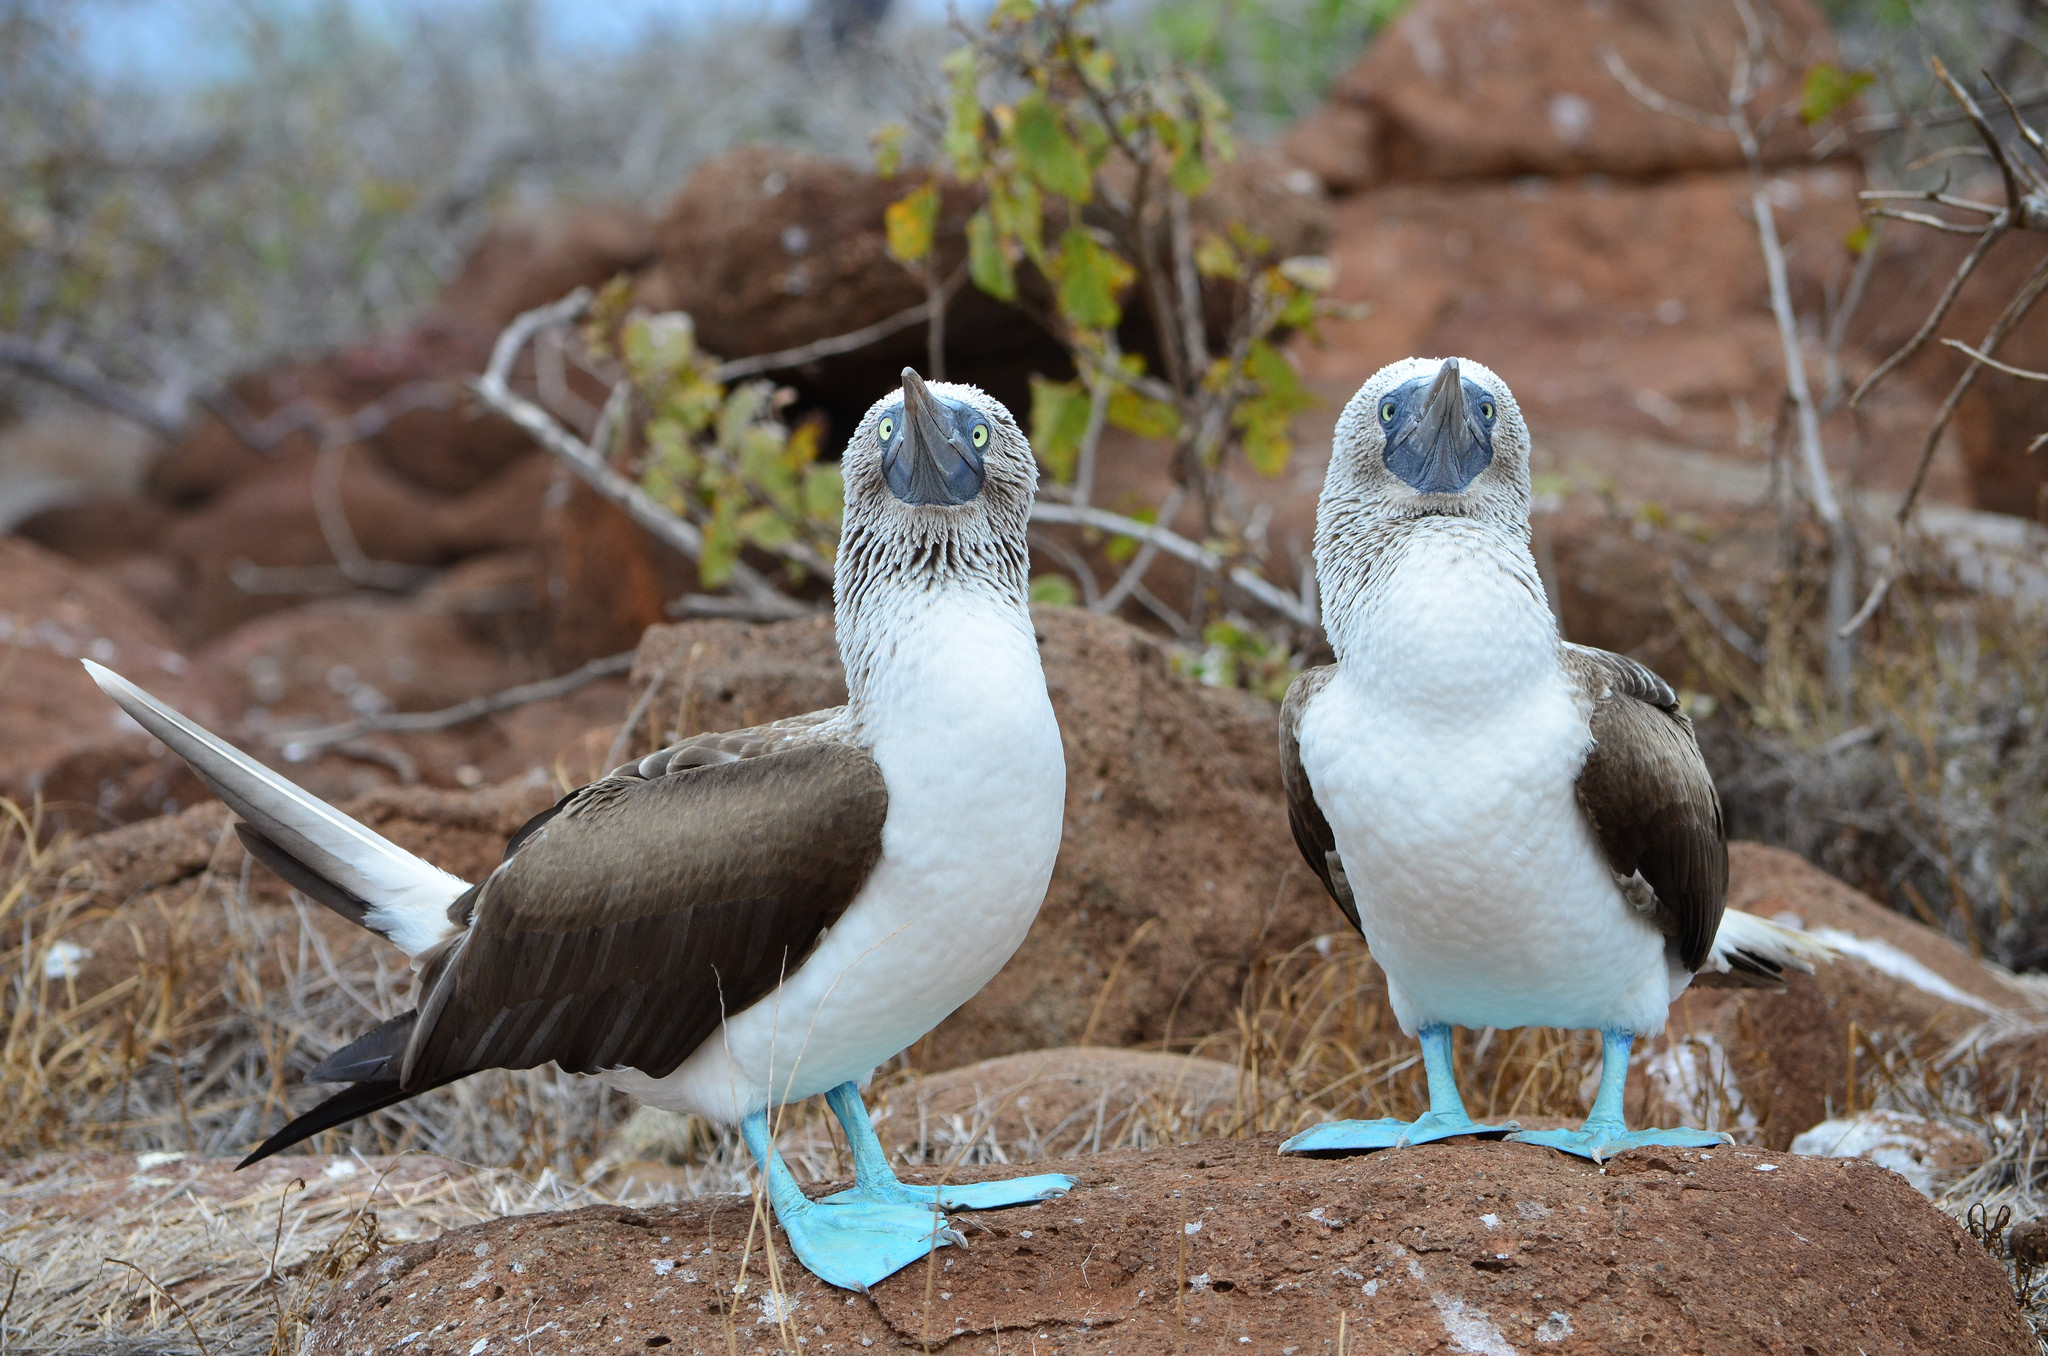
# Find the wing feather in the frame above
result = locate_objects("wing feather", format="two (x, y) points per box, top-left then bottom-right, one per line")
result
(1279, 666), (1362, 935)
(1562, 644), (1726, 973)
(400, 739), (887, 1088)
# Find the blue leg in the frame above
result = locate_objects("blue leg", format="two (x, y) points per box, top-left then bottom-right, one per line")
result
(1281, 1024), (1517, 1155)
(740, 1110), (955, 1292)
(819, 1082), (1076, 1210)
(1511, 1031), (1730, 1162)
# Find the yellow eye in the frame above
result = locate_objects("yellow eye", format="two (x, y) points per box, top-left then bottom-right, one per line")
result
(878, 417), (895, 440)
(1480, 401), (1495, 420)
(1380, 401), (1396, 423)
(971, 424), (989, 448)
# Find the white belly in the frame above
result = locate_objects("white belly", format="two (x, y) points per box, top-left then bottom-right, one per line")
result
(1306, 522), (1681, 1038)
(608, 599), (1066, 1123)
(1305, 676), (1678, 1036)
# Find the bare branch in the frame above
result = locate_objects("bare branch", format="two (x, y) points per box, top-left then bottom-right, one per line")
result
(0, 333), (185, 438)
(1848, 215), (2012, 406)
(1169, 191), (1209, 380)
(270, 650), (637, 758)
(1841, 253), (2048, 636)
(711, 277), (963, 384)
(1989, 72), (2048, 173)
(1867, 208), (2006, 234)
(1858, 189), (2005, 215)
(1852, 82), (2048, 134)
(1026, 528), (1102, 607)
(1030, 500), (1315, 627)
(469, 290), (817, 614)
(1942, 338), (2048, 381)
(1603, 47), (1732, 130)
(1093, 484), (1189, 617)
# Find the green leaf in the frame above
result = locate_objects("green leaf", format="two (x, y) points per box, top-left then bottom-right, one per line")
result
(1106, 386), (1180, 440)
(1052, 227), (1134, 332)
(967, 208), (1018, 302)
(872, 123), (907, 178)
(699, 516), (739, 587)
(991, 0), (1037, 23)
(885, 182), (940, 266)
(1234, 339), (1313, 476)
(1029, 574), (1080, 607)
(737, 506), (794, 549)
(1101, 504), (1156, 565)
(941, 47), (984, 177)
(1800, 63), (1874, 124)
(622, 312), (698, 382)
(1194, 231), (1241, 281)
(1169, 142), (1212, 197)
(1011, 92), (1092, 202)
(1029, 374), (1090, 481)
(989, 176), (1044, 264)
(803, 463), (844, 524)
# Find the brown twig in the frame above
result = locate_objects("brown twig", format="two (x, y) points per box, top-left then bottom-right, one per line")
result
(1942, 338), (2048, 381)
(100, 1257), (214, 1356)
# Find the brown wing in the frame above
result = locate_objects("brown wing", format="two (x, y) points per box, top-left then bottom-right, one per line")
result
(1562, 644), (1727, 973)
(1279, 666), (1361, 935)
(501, 709), (845, 859)
(401, 737), (886, 1087)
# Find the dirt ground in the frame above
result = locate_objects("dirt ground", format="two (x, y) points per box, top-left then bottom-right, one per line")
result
(303, 1135), (2032, 1356)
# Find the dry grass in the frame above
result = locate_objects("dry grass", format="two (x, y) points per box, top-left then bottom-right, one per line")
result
(1681, 542), (2048, 972)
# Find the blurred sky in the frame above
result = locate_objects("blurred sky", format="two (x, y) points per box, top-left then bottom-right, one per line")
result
(69, 0), (973, 87)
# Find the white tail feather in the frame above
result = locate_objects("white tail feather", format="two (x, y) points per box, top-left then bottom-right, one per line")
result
(82, 660), (468, 957)
(1705, 908), (1837, 979)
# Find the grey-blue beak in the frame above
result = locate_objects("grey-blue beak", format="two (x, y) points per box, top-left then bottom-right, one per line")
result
(1384, 358), (1494, 495)
(883, 368), (986, 506)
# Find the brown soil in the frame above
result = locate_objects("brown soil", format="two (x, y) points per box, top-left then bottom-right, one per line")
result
(303, 1135), (2034, 1355)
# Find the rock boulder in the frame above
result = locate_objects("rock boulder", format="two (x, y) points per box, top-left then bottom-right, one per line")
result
(304, 1135), (2034, 1355)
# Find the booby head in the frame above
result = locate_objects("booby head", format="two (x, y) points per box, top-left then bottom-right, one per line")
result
(1323, 356), (1530, 524)
(841, 368), (1036, 523)
(834, 368), (1037, 623)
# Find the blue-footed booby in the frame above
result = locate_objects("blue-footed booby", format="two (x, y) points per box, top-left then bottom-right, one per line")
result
(83, 368), (1074, 1290)
(1278, 356), (1831, 1162)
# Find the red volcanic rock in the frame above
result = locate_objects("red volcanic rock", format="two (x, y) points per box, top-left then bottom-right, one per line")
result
(1284, 0), (1840, 191)
(304, 1136), (2033, 1355)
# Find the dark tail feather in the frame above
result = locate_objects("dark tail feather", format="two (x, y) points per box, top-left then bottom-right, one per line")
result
(308, 1010), (417, 1084)
(237, 1069), (465, 1168)
(236, 823), (370, 928)
(239, 1080), (417, 1167)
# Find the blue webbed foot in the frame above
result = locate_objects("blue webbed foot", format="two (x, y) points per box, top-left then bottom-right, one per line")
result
(1510, 1032), (1733, 1162)
(1512, 1120), (1729, 1163)
(824, 1172), (1077, 1211)
(1281, 1108), (1517, 1156)
(773, 1197), (959, 1293)
(821, 1082), (1077, 1215)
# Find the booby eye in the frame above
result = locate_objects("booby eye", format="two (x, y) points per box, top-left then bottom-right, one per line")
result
(878, 416), (896, 441)
(1380, 401), (1397, 423)
(1480, 401), (1496, 421)
(971, 423), (989, 448)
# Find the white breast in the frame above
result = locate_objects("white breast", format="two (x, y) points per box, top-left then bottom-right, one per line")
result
(1305, 525), (1679, 1037)
(615, 595), (1066, 1123)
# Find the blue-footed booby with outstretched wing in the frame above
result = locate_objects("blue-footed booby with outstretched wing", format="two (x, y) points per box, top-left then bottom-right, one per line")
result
(1278, 356), (1832, 1162)
(83, 368), (1074, 1289)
